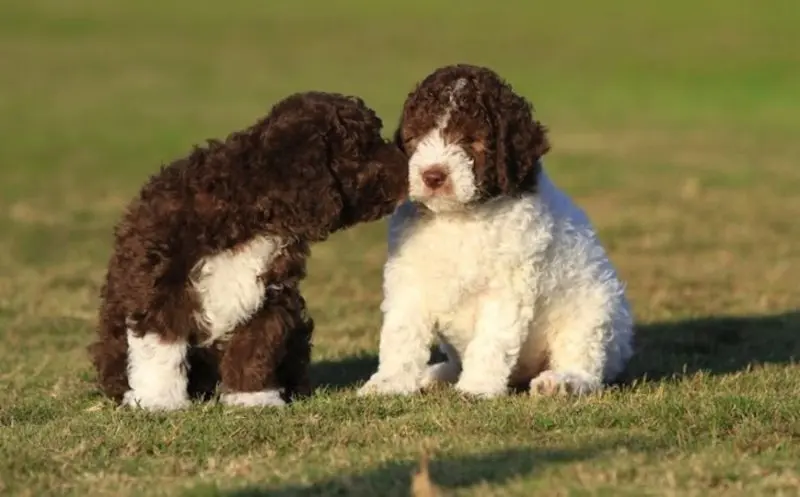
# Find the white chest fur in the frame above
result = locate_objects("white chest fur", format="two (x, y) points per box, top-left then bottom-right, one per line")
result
(360, 168), (634, 399)
(385, 198), (551, 320)
(192, 235), (283, 344)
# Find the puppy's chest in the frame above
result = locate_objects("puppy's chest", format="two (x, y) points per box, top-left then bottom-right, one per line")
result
(191, 235), (287, 344)
(394, 215), (520, 300)
(400, 218), (487, 273)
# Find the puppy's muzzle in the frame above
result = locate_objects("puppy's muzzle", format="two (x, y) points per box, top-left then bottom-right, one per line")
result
(421, 166), (448, 190)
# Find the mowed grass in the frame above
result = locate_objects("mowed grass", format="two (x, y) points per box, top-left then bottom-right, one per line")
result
(1, 0), (799, 495)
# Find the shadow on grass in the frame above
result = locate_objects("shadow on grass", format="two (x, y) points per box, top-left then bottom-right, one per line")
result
(310, 353), (378, 392)
(309, 347), (449, 392)
(620, 310), (800, 384)
(212, 442), (613, 497)
(310, 311), (800, 391)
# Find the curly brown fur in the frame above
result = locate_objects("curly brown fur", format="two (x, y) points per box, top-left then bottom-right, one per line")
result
(394, 63), (549, 202)
(218, 287), (312, 398)
(88, 91), (407, 408)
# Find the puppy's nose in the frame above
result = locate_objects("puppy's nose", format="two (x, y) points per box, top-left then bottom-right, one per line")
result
(422, 167), (448, 189)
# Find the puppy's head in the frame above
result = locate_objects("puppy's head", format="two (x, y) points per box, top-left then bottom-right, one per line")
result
(394, 64), (550, 214)
(261, 92), (408, 233)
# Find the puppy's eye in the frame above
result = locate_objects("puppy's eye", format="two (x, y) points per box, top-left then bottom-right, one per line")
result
(465, 137), (486, 153)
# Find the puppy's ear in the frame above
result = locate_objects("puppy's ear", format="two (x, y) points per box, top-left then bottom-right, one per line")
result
(493, 83), (549, 195)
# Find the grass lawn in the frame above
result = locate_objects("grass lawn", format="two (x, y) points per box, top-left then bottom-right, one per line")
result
(1, 0), (799, 495)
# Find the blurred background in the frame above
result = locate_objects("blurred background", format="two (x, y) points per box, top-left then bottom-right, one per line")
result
(1, 0), (799, 494)
(3, 0), (798, 356)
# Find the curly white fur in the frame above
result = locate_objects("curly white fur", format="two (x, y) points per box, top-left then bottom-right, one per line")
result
(359, 165), (634, 398)
(124, 330), (190, 411)
(192, 235), (284, 345)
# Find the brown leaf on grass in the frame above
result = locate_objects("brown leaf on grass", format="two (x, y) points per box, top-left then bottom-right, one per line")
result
(84, 402), (104, 412)
(411, 451), (444, 497)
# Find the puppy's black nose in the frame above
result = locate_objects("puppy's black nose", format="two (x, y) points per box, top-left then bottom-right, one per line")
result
(422, 167), (448, 189)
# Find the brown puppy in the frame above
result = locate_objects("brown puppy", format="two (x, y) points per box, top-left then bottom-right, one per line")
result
(89, 91), (408, 410)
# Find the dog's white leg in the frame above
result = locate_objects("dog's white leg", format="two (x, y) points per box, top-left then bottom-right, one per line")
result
(454, 292), (532, 398)
(358, 297), (434, 396)
(530, 284), (633, 397)
(123, 330), (190, 411)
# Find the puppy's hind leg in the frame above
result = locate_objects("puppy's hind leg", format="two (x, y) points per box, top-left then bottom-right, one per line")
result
(88, 324), (131, 403)
(530, 286), (633, 397)
(219, 301), (299, 408)
(90, 287), (135, 402)
(276, 296), (314, 402)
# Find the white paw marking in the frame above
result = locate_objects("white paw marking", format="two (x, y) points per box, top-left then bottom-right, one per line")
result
(357, 373), (421, 397)
(529, 370), (602, 397)
(221, 389), (286, 407)
(122, 389), (190, 411)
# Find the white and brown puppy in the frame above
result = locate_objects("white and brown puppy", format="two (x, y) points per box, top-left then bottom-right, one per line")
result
(359, 64), (634, 398)
(89, 92), (408, 410)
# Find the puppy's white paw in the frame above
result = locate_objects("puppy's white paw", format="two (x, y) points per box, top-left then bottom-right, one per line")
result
(454, 377), (508, 399)
(221, 389), (286, 407)
(529, 370), (602, 397)
(421, 361), (461, 389)
(358, 373), (421, 397)
(122, 390), (190, 411)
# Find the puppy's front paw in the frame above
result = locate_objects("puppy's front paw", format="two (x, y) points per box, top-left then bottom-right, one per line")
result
(357, 373), (421, 397)
(122, 390), (190, 411)
(529, 370), (601, 397)
(454, 377), (508, 399)
(220, 389), (286, 407)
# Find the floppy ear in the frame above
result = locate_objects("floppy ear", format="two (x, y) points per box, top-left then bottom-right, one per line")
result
(493, 86), (550, 195)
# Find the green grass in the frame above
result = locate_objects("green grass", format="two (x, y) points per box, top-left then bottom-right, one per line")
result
(1, 0), (799, 495)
